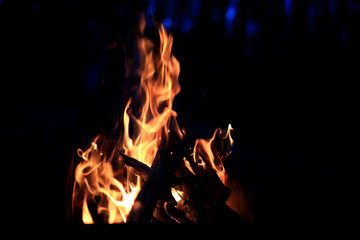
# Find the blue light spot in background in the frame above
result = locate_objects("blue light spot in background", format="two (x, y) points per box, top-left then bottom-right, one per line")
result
(181, 18), (193, 34)
(146, 0), (156, 27)
(191, 0), (202, 18)
(146, 0), (156, 17)
(225, 0), (239, 36)
(328, 0), (336, 15)
(225, 6), (237, 22)
(162, 18), (172, 31)
(307, 3), (316, 31)
(246, 19), (257, 38)
(284, 0), (293, 16)
(308, 3), (316, 18)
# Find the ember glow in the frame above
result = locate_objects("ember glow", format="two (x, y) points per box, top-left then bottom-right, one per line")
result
(71, 20), (234, 224)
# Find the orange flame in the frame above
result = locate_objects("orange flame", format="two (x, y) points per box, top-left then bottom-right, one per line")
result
(73, 136), (142, 223)
(72, 20), (234, 224)
(122, 24), (182, 167)
(192, 124), (234, 184)
(72, 22), (182, 223)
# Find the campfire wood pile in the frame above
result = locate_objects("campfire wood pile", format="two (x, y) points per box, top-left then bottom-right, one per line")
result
(123, 129), (242, 223)
(69, 125), (245, 224)
(69, 16), (246, 224)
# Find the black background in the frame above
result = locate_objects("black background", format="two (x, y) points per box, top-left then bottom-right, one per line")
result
(3, 0), (357, 226)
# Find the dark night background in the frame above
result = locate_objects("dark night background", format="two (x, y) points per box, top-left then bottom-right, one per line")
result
(3, 0), (357, 226)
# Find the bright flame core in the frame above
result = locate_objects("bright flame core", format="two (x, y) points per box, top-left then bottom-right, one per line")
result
(71, 22), (234, 224)
(72, 23), (181, 223)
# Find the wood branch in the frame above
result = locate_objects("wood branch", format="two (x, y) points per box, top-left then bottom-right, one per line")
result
(126, 163), (168, 222)
(211, 127), (234, 171)
(174, 154), (234, 222)
(163, 200), (192, 224)
(211, 127), (233, 159)
(186, 154), (231, 204)
(174, 162), (207, 222)
(126, 140), (185, 222)
(118, 151), (152, 181)
(117, 137), (242, 223)
(152, 203), (177, 223)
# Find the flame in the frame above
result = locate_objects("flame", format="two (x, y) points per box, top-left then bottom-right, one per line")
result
(192, 124), (234, 184)
(72, 136), (142, 223)
(72, 22), (181, 223)
(82, 194), (94, 224)
(72, 20), (234, 223)
(171, 188), (184, 203)
(121, 22), (182, 167)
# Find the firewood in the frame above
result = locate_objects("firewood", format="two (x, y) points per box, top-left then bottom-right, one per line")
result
(126, 140), (185, 222)
(126, 164), (166, 222)
(172, 151), (234, 222)
(152, 200), (178, 223)
(211, 126), (234, 171)
(163, 200), (192, 224)
(185, 154), (231, 204)
(119, 151), (152, 181)
(174, 162), (206, 222)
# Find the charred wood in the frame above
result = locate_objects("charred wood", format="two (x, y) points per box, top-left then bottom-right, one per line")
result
(126, 140), (185, 222)
(119, 151), (152, 181)
(185, 154), (231, 204)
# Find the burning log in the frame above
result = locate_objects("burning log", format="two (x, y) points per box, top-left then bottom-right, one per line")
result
(211, 124), (234, 171)
(177, 157), (233, 222)
(186, 154), (231, 203)
(69, 17), (245, 224)
(123, 135), (241, 223)
(163, 200), (192, 224)
(126, 140), (185, 222)
(168, 158), (245, 223)
(119, 151), (152, 181)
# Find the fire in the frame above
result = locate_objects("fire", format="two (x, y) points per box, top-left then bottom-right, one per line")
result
(71, 19), (234, 223)
(192, 124), (234, 184)
(82, 195), (94, 224)
(72, 136), (142, 223)
(72, 20), (182, 223)
(121, 23), (182, 167)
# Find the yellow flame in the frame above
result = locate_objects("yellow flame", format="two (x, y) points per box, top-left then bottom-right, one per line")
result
(171, 188), (184, 203)
(72, 23), (182, 223)
(72, 21), (233, 224)
(82, 194), (94, 224)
